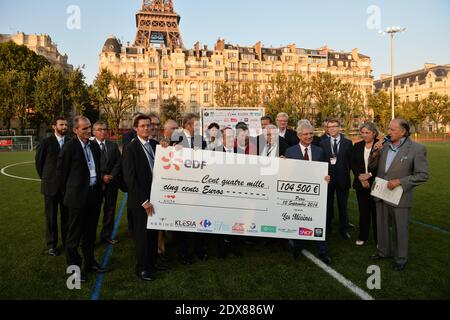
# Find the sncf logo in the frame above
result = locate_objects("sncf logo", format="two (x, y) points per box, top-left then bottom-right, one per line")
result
(162, 152), (183, 171)
(299, 227), (313, 236)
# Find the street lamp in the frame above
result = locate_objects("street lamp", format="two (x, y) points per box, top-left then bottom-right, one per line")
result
(379, 26), (406, 120)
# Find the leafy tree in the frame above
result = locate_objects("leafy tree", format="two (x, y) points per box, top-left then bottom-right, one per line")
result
(34, 66), (67, 126)
(398, 100), (426, 133)
(91, 69), (137, 136)
(421, 93), (450, 133)
(160, 96), (185, 124)
(214, 81), (239, 107)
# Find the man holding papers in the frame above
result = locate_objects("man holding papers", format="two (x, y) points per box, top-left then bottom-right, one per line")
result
(371, 119), (429, 271)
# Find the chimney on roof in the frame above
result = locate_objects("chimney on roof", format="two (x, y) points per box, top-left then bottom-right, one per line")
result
(254, 41), (262, 61)
(194, 41), (200, 58)
(214, 38), (225, 52)
(289, 43), (296, 52)
(351, 48), (359, 61)
(424, 63), (437, 70)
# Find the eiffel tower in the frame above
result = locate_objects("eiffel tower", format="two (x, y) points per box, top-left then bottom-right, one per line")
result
(134, 0), (184, 50)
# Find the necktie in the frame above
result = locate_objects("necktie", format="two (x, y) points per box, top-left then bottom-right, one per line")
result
(266, 144), (272, 156)
(333, 139), (338, 156)
(100, 142), (107, 170)
(190, 136), (195, 149)
(145, 141), (155, 169)
(304, 147), (309, 161)
(59, 138), (64, 149)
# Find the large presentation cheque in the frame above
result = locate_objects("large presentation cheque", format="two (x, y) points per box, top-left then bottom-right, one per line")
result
(148, 146), (328, 241)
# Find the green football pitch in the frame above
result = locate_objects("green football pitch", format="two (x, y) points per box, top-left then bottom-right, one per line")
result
(0, 142), (449, 300)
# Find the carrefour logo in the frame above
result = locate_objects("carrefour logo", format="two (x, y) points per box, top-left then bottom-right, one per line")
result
(200, 219), (212, 228)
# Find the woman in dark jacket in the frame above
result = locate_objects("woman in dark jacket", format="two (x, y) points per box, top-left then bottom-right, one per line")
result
(351, 122), (380, 246)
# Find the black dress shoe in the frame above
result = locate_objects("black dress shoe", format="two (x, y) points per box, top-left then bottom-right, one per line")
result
(48, 248), (58, 257)
(370, 253), (391, 260)
(393, 263), (406, 271)
(137, 271), (155, 281)
(179, 256), (192, 265)
(153, 263), (169, 271)
(197, 253), (209, 261)
(318, 254), (331, 265)
(87, 261), (110, 273)
(340, 231), (351, 240)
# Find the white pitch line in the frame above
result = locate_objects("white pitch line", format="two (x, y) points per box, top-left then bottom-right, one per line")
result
(302, 249), (375, 300)
(0, 161), (41, 182)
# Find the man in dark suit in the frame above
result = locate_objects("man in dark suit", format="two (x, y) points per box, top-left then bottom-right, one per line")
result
(122, 114), (166, 281)
(122, 113), (143, 237)
(319, 119), (330, 142)
(172, 113), (207, 264)
(258, 124), (289, 157)
(371, 119), (429, 271)
(276, 112), (299, 147)
(285, 122), (331, 265)
(320, 118), (354, 240)
(92, 121), (122, 245)
(58, 116), (108, 281)
(214, 127), (244, 258)
(35, 116), (70, 256)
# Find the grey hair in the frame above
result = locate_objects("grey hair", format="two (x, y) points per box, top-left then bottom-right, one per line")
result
(73, 116), (90, 129)
(297, 119), (311, 128)
(296, 122), (314, 135)
(265, 124), (278, 131)
(276, 112), (289, 120)
(359, 122), (379, 138)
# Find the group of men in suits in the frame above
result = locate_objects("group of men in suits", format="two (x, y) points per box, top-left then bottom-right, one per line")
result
(36, 116), (122, 281)
(36, 112), (427, 281)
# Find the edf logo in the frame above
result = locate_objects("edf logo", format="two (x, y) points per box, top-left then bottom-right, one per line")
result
(184, 160), (207, 169)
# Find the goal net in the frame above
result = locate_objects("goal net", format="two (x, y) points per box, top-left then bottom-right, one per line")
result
(0, 136), (34, 152)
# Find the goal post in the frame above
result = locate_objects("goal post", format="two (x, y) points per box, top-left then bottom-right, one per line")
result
(0, 136), (34, 152)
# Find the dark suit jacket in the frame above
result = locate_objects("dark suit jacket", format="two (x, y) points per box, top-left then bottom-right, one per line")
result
(57, 138), (102, 209)
(280, 128), (300, 147)
(285, 144), (327, 163)
(92, 139), (122, 182)
(35, 135), (70, 196)
(122, 138), (158, 209)
(254, 135), (289, 157)
(350, 139), (379, 191)
(320, 134), (353, 189)
(172, 131), (206, 150)
(122, 129), (137, 148)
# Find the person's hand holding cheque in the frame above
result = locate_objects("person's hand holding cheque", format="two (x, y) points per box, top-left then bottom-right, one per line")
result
(142, 200), (155, 217)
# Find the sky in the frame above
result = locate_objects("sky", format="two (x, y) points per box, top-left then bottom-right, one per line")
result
(0, 0), (449, 84)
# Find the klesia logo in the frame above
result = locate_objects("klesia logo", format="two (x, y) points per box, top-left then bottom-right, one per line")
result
(175, 220), (196, 228)
(200, 219), (212, 228)
(162, 151), (183, 171)
(299, 227), (313, 236)
(250, 223), (257, 230)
